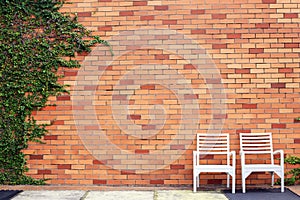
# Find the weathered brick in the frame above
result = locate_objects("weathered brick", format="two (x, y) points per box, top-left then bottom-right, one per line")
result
(284, 13), (298, 18)
(93, 180), (107, 184)
(212, 14), (226, 19)
(150, 180), (164, 184)
(133, 1), (147, 6)
(191, 9), (205, 15)
(135, 149), (149, 154)
(154, 6), (168, 10)
(30, 155), (43, 160)
(119, 11), (134, 16)
(58, 164), (71, 169)
(170, 164), (185, 169)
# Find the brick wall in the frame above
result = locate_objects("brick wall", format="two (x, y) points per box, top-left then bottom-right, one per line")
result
(25, 0), (300, 187)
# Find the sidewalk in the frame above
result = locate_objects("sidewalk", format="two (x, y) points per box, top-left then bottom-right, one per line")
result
(11, 190), (228, 200)
(2, 185), (299, 200)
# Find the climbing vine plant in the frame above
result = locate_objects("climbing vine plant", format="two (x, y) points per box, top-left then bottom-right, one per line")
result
(0, 0), (108, 184)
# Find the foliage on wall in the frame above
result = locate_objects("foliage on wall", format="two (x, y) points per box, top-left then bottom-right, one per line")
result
(0, 0), (108, 184)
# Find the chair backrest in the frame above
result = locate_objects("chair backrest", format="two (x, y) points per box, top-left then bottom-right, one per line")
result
(239, 132), (274, 164)
(197, 133), (230, 154)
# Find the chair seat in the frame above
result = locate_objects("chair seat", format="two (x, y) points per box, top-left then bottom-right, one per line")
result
(244, 164), (281, 172)
(195, 165), (234, 173)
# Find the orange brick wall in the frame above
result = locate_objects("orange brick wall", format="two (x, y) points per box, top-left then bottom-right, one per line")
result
(25, 0), (300, 187)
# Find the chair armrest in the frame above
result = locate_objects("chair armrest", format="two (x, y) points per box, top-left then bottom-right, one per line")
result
(229, 151), (236, 167)
(240, 150), (245, 156)
(240, 150), (246, 165)
(193, 151), (200, 166)
(273, 149), (284, 166)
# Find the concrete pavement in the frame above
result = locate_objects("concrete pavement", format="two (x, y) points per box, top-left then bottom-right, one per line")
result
(11, 190), (228, 200)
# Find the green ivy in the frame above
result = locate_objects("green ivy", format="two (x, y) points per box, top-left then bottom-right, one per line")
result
(0, 0), (109, 184)
(276, 155), (300, 186)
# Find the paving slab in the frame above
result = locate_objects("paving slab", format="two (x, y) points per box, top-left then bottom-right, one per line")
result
(156, 190), (228, 200)
(85, 191), (154, 200)
(12, 190), (85, 200)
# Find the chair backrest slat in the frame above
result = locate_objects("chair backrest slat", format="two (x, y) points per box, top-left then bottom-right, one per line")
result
(197, 133), (230, 153)
(239, 132), (274, 164)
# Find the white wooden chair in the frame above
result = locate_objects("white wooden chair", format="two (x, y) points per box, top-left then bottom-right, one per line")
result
(239, 132), (284, 193)
(193, 133), (236, 193)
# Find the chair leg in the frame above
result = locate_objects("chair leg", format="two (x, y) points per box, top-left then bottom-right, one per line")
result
(197, 175), (200, 187)
(281, 174), (284, 193)
(232, 174), (235, 194)
(242, 174), (246, 193)
(193, 173), (197, 192)
(271, 172), (274, 187)
(227, 173), (230, 188)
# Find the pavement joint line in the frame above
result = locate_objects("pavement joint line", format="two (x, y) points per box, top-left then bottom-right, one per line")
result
(153, 190), (158, 200)
(80, 190), (90, 200)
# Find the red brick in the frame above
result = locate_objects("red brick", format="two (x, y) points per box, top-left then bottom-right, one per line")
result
(150, 180), (164, 184)
(214, 114), (228, 119)
(272, 124), (286, 129)
(284, 43), (299, 48)
(127, 114), (141, 120)
(121, 170), (136, 175)
(98, 26), (112, 31)
(212, 44), (227, 49)
(227, 33), (241, 39)
(93, 160), (107, 165)
(93, 180), (107, 184)
(284, 13), (298, 18)
(99, 0), (112, 2)
(206, 78), (221, 84)
(184, 94), (198, 99)
(133, 1), (147, 6)
(212, 14), (226, 19)
(154, 6), (168, 10)
(135, 149), (149, 154)
(141, 16), (154, 21)
(191, 29), (206, 34)
(271, 83), (286, 88)
(256, 23), (270, 29)
(236, 69), (250, 74)
(184, 64), (196, 69)
(236, 129), (251, 134)
(40, 106), (56, 111)
(77, 52), (88, 56)
(30, 155), (43, 160)
(170, 145), (185, 150)
(279, 68), (293, 73)
(262, 0), (276, 3)
(294, 139), (300, 143)
(119, 11), (134, 16)
(112, 95), (127, 100)
(155, 54), (169, 60)
(249, 48), (264, 54)
(191, 9), (205, 15)
(162, 20), (177, 25)
(77, 12), (91, 17)
(58, 164), (71, 169)
(203, 155), (214, 159)
(170, 164), (185, 169)
(140, 84), (155, 90)
(242, 104), (257, 109)
(64, 71), (78, 76)
(38, 170), (51, 175)
(44, 135), (58, 140)
(57, 95), (70, 101)
(208, 179), (222, 184)
(142, 125), (156, 130)
(120, 79), (134, 85)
